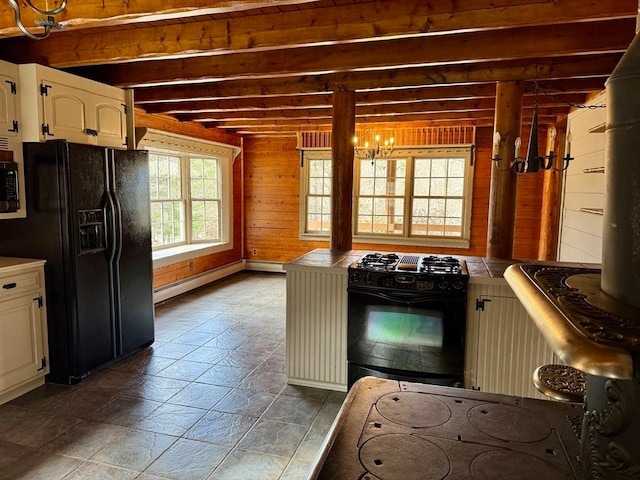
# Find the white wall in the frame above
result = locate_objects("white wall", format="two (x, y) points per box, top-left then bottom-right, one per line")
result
(558, 91), (607, 263)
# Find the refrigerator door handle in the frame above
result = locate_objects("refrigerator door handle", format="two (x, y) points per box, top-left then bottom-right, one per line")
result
(105, 162), (117, 264)
(104, 149), (120, 357)
(108, 149), (124, 356)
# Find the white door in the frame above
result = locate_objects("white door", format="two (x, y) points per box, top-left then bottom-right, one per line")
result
(0, 71), (20, 139)
(42, 80), (93, 144)
(95, 96), (127, 148)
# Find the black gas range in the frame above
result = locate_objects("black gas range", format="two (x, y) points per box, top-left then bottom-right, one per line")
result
(348, 252), (469, 292)
(347, 253), (469, 388)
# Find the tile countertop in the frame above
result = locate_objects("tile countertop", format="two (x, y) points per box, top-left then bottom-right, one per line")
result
(0, 256), (46, 274)
(283, 248), (600, 280)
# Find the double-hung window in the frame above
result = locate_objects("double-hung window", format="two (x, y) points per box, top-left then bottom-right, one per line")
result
(141, 130), (234, 261)
(148, 152), (222, 247)
(300, 146), (474, 248)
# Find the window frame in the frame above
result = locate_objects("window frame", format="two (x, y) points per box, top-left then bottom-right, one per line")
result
(299, 146), (475, 248)
(141, 130), (235, 259)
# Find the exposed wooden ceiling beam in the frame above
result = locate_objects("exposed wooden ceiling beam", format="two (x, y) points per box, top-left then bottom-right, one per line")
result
(141, 78), (606, 115)
(173, 94), (584, 122)
(203, 107), (567, 129)
(133, 55), (616, 103)
(0, 0), (320, 38)
(2, 0), (635, 67)
(71, 18), (634, 87)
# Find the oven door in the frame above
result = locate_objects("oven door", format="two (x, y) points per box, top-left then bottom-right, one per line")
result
(347, 286), (466, 387)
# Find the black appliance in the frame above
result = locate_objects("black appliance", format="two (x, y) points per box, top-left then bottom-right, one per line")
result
(0, 140), (154, 384)
(0, 160), (19, 213)
(347, 252), (468, 388)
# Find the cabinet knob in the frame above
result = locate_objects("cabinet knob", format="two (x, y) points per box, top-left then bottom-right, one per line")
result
(2, 282), (17, 289)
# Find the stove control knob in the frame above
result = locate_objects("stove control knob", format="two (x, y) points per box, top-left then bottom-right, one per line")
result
(364, 273), (373, 284)
(453, 279), (465, 290)
(438, 279), (449, 290)
(351, 272), (361, 283)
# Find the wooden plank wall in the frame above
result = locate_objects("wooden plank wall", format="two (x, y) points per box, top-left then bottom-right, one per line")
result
(243, 125), (544, 262)
(243, 135), (326, 262)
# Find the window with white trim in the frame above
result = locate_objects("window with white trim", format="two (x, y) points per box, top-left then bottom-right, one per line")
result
(141, 130), (234, 252)
(300, 146), (474, 248)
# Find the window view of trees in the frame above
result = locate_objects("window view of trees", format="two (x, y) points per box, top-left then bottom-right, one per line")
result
(303, 147), (472, 244)
(306, 158), (332, 232)
(149, 151), (222, 248)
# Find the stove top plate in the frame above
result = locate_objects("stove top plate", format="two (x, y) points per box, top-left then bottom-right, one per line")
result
(376, 391), (451, 427)
(470, 450), (570, 480)
(360, 434), (449, 480)
(467, 403), (552, 443)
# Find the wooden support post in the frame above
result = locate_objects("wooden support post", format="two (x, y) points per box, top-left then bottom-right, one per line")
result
(538, 118), (567, 260)
(330, 88), (356, 251)
(487, 81), (523, 259)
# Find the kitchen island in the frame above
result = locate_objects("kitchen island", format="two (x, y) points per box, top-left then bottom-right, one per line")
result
(284, 248), (595, 398)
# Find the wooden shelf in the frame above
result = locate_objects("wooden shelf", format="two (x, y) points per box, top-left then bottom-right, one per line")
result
(583, 167), (604, 173)
(580, 207), (604, 215)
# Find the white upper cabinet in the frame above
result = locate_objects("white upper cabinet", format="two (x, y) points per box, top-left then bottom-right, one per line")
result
(0, 62), (21, 140)
(18, 63), (130, 149)
(0, 59), (26, 220)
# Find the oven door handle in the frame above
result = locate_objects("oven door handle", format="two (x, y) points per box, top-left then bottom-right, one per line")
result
(349, 288), (434, 304)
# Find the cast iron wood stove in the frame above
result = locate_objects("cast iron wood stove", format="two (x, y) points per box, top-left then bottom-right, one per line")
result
(347, 253), (468, 388)
(504, 29), (640, 478)
(308, 377), (583, 480)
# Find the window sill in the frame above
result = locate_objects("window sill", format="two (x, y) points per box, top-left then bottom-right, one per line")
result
(299, 233), (470, 249)
(153, 242), (232, 269)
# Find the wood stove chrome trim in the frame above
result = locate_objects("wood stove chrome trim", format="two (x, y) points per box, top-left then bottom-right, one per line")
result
(504, 263), (634, 380)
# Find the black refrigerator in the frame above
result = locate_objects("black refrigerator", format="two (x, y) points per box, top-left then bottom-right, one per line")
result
(0, 140), (154, 384)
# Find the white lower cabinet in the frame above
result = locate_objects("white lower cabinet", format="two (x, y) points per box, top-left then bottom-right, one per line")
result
(285, 266), (348, 391)
(0, 258), (49, 405)
(465, 280), (561, 399)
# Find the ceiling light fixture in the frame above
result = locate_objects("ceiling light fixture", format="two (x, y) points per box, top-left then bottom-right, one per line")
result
(7, 0), (67, 40)
(492, 83), (574, 174)
(353, 130), (395, 163)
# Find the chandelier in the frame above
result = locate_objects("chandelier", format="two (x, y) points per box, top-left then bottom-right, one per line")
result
(491, 85), (574, 174)
(353, 130), (395, 162)
(7, 0), (67, 40)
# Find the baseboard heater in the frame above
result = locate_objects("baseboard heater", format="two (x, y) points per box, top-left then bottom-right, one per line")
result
(153, 260), (246, 304)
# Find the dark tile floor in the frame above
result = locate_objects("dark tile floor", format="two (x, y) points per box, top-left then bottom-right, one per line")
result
(0, 272), (345, 480)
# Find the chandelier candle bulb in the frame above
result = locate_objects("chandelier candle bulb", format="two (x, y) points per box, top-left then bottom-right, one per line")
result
(549, 127), (557, 152)
(492, 132), (501, 158)
(514, 136), (522, 159)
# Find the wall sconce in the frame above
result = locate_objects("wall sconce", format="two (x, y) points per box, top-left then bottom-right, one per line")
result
(7, 0), (67, 40)
(354, 131), (394, 163)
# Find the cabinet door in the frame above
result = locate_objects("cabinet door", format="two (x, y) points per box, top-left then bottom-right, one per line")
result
(94, 96), (127, 148)
(0, 70), (19, 138)
(0, 295), (46, 392)
(42, 81), (94, 144)
(473, 293), (560, 399)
